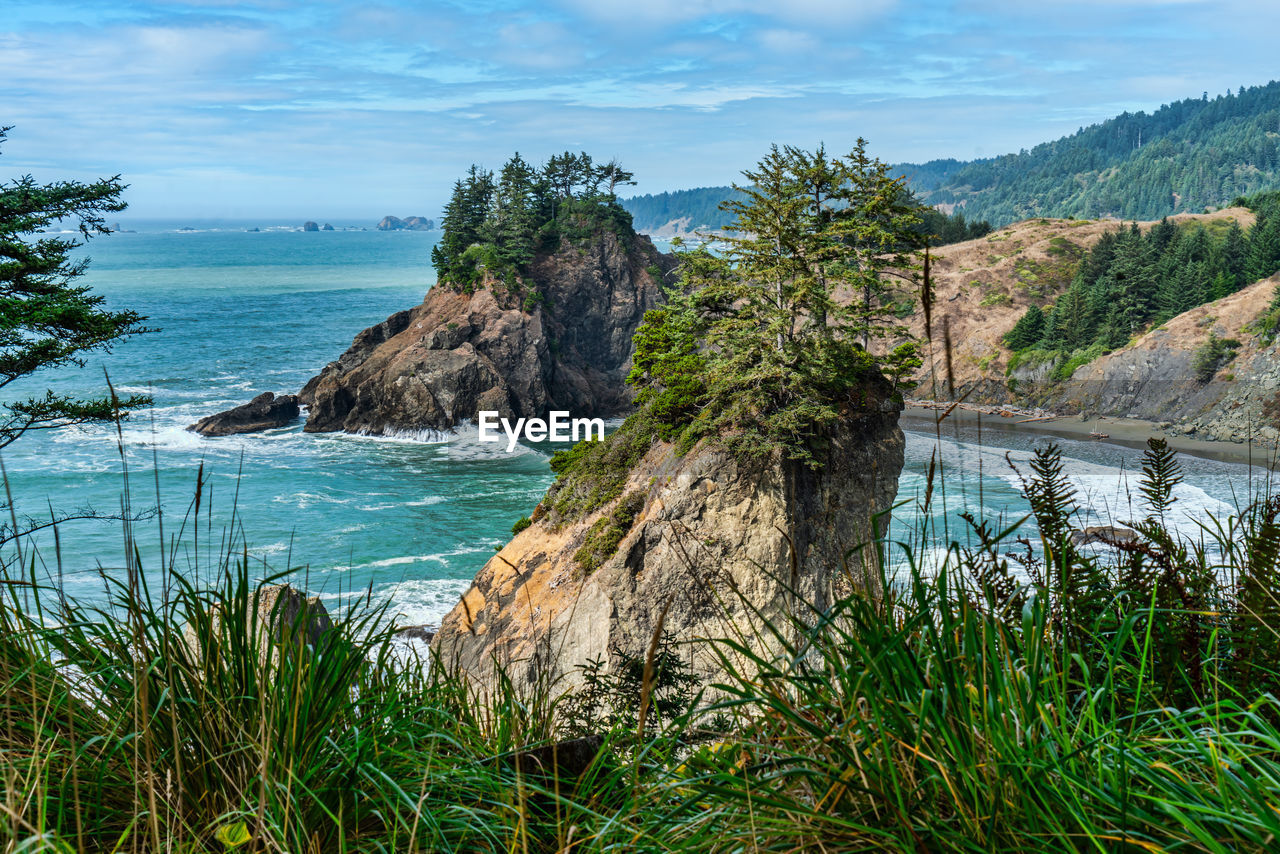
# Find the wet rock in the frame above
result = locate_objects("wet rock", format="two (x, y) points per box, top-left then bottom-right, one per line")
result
(188, 392), (300, 437)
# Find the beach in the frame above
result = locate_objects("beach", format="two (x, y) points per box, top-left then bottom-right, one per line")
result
(904, 403), (1280, 468)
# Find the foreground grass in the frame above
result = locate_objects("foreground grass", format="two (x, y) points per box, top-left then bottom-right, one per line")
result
(1, 439), (1279, 851)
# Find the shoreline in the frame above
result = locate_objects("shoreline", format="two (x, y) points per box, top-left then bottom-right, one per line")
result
(902, 403), (1280, 468)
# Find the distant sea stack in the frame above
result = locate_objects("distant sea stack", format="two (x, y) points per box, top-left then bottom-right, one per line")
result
(431, 383), (905, 699)
(376, 215), (434, 231)
(299, 227), (674, 436)
(302, 221), (320, 232)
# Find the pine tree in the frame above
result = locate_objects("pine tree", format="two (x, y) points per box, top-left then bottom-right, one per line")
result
(1247, 211), (1280, 281)
(0, 127), (151, 449)
(1003, 305), (1046, 350)
(1222, 219), (1248, 289)
(630, 142), (921, 465)
(488, 153), (539, 268)
(834, 140), (922, 347)
(430, 180), (473, 281)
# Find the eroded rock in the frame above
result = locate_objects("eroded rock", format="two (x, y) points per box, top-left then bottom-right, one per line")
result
(300, 230), (673, 436)
(432, 384), (904, 701)
(188, 392), (300, 436)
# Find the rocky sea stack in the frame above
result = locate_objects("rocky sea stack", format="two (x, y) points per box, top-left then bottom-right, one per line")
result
(376, 215), (434, 231)
(188, 391), (300, 436)
(431, 384), (905, 700)
(299, 228), (674, 436)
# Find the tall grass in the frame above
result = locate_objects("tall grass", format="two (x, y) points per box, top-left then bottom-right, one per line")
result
(1, 435), (1279, 851)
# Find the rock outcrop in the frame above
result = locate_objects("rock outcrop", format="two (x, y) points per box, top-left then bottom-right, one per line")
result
(1042, 274), (1280, 445)
(377, 215), (434, 231)
(300, 230), (674, 436)
(183, 583), (333, 665)
(431, 385), (904, 701)
(303, 221), (320, 232)
(188, 392), (300, 436)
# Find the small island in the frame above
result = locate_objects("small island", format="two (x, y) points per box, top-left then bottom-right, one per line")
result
(376, 215), (434, 231)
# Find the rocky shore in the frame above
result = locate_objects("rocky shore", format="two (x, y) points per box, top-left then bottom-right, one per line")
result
(188, 392), (300, 436)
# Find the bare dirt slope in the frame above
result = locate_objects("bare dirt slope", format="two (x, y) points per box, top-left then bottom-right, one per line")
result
(908, 207), (1256, 400)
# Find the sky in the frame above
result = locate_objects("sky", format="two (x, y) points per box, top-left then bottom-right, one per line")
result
(2, 0), (1277, 221)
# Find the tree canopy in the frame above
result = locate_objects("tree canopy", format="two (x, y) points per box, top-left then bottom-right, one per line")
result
(620, 183), (990, 246)
(0, 126), (149, 450)
(430, 151), (637, 291)
(626, 141), (922, 465)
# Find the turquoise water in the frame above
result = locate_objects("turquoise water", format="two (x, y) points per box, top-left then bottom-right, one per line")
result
(1, 223), (1266, 625)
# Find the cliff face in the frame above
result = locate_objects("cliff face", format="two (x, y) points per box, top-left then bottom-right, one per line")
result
(300, 231), (674, 435)
(431, 388), (904, 700)
(1047, 274), (1280, 444)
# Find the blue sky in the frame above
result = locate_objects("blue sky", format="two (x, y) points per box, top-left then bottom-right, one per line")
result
(2, 0), (1275, 220)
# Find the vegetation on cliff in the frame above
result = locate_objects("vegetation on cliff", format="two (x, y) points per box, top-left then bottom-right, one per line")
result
(622, 141), (920, 467)
(430, 151), (636, 296)
(1003, 191), (1280, 383)
(902, 80), (1280, 225)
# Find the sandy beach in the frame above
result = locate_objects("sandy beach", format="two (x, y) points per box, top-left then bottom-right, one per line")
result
(903, 404), (1280, 468)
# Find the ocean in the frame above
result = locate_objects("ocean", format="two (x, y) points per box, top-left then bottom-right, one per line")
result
(1, 222), (1264, 626)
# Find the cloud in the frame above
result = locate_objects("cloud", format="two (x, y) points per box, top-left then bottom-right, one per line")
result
(2, 0), (1278, 217)
(558, 0), (897, 27)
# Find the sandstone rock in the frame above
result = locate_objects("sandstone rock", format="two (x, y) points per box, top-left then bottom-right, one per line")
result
(432, 387), (904, 702)
(188, 392), (300, 437)
(300, 230), (674, 436)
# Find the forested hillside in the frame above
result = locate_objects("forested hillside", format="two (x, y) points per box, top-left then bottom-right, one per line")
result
(1003, 191), (1280, 382)
(898, 81), (1280, 226)
(619, 186), (742, 234)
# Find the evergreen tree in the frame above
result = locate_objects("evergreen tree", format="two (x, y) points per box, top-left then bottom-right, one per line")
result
(1003, 305), (1046, 350)
(487, 153), (539, 268)
(0, 127), (150, 449)
(1247, 210), (1280, 281)
(597, 159), (635, 199)
(630, 142), (921, 465)
(431, 152), (634, 290)
(1222, 219), (1248, 289)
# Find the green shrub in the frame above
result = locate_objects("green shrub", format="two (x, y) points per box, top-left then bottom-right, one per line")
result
(547, 414), (657, 523)
(1192, 332), (1241, 382)
(573, 490), (645, 574)
(1052, 342), (1108, 381)
(511, 516), (532, 536)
